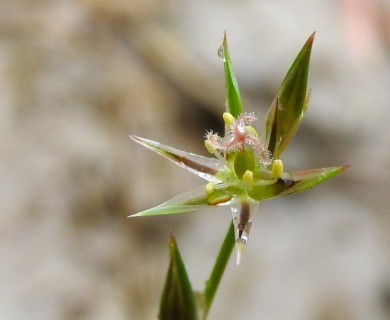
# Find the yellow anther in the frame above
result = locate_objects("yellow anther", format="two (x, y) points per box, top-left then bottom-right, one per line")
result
(242, 170), (254, 185)
(246, 126), (259, 137)
(272, 159), (284, 179)
(223, 112), (235, 126)
(205, 182), (215, 194)
(205, 140), (214, 154)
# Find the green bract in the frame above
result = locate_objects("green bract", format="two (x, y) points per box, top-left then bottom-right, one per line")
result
(159, 237), (198, 320)
(130, 33), (348, 265)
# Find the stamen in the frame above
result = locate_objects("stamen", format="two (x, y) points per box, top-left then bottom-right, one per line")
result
(205, 182), (215, 194)
(205, 140), (215, 154)
(223, 112), (235, 126)
(272, 159), (284, 178)
(242, 170), (253, 185)
(246, 125), (259, 137)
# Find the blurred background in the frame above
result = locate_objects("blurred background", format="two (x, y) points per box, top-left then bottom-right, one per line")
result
(0, 0), (389, 319)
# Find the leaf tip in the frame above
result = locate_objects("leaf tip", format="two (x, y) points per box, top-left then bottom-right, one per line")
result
(128, 213), (139, 218)
(308, 31), (316, 44)
(129, 134), (141, 143)
(303, 32), (316, 55)
(236, 240), (245, 265)
(169, 234), (177, 249)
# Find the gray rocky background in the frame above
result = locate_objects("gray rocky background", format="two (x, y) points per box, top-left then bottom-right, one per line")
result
(0, 0), (389, 319)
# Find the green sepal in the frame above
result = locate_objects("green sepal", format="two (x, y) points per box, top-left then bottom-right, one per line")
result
(249, 165), (348, 201)
(222, 32), (243, 119)
(263, 32), (315, 158)
(159, 236), (198, 320)
(280, 165), (350, 196)
(129, 185), (234, 217)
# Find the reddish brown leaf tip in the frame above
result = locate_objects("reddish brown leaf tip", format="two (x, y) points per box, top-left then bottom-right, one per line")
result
(307, 31), (316, 44)
(341, 165), (351, 172)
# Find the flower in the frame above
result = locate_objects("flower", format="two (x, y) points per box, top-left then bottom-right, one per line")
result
(129, 32), (348, 264)
(205, 112), (272, 166)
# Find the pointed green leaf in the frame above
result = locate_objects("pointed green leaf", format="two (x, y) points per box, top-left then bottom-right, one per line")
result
(131, 135), (226, 182)
(221, 33), (243, 118)
(159, 236), (198, 320)
(249, 165), (348, 201)
(263, 32), (315, 158)
(129, 185), (234, 217)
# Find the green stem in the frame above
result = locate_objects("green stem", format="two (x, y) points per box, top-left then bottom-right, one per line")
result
(202, 222), (235, 319)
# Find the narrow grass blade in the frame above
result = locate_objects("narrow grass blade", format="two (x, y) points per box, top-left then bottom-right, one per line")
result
(202, 222), (235, 319)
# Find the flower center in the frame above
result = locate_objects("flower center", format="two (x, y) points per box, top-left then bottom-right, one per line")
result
(205, 112), (272, 168)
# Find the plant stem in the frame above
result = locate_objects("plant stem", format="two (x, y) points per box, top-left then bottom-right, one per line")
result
(202, 222), (235, 319)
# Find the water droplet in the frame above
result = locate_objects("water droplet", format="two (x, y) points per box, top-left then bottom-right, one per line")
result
(217, 44), (226, 61)
(230, 197), (239, 215)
